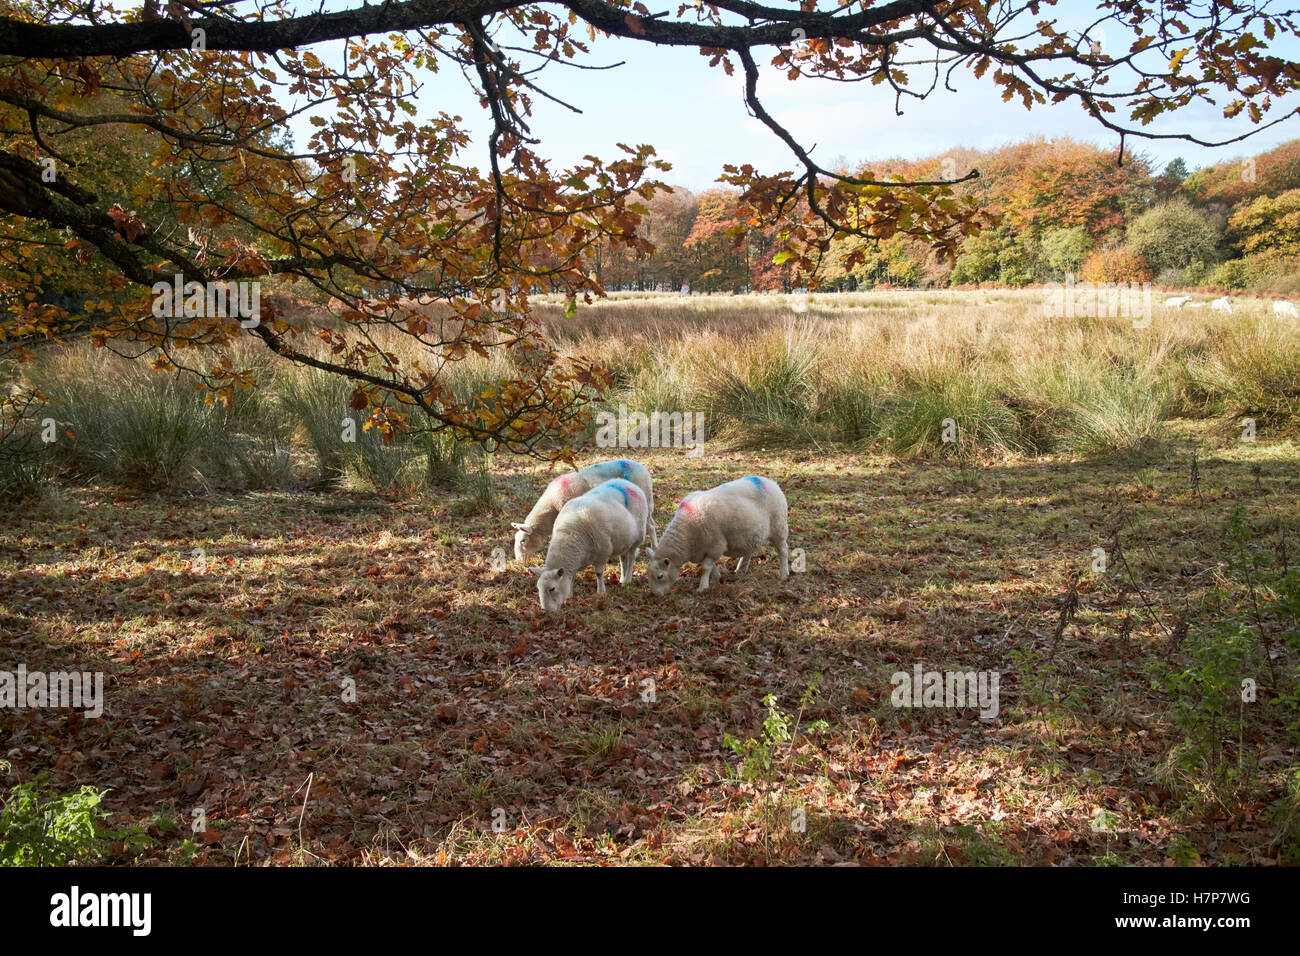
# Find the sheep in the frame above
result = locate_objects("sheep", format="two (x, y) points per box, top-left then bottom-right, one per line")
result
(1274, 300), (1299, 318)
(1164, 295), (1192, 310)
(533, 478), (649, 610)
(646, 475), (789, 595)
(512, 459), (656, 564)
(1211, 295), (1234, 314)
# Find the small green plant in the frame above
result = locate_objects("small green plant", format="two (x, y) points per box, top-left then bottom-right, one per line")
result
(724, 694), (793, 785)
(722, 682), (830, 859)
(0, 773), (145, 866)
(1154, 505), (1299, 811)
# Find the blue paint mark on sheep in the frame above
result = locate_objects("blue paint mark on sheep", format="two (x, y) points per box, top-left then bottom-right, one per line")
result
(746, 475), (765, 494)
(596, 480), (631, 509)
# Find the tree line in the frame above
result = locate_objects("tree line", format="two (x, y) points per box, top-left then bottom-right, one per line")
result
(591, 137), (1300, 295)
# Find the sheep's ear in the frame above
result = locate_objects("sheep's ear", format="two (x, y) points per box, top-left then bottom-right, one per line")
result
(555, 568), (564, 577)
(511, 522), (530, 532)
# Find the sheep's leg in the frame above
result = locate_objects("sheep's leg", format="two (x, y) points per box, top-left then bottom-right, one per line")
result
(698, 557), (716, 592)
(735, 555), (751, 574)
(777, 537), (789, 580)
(711, 562), (723, 587)
(647, 516), (658, 549)
(596, 559), (608, 595)
(620, 548), (637, 584)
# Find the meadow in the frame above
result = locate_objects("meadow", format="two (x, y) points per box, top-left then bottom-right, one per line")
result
(2, 289), (1298, 865)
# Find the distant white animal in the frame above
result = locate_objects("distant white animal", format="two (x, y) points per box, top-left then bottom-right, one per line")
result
(647, 475), (789, 595)
(1164, 296), (1192, 310)
(512, 459), (656, 564)
(534, 478), (649, 611)
(1274, 300), (1299, 318)
(1211, 296), (1234, 314)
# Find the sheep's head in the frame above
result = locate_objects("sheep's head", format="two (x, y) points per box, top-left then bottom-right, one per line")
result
(647, 552), (682, 596)
(512, 522), (538, 563)
(536, 567), (573, 611)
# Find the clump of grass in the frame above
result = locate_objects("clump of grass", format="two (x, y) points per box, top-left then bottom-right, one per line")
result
(273, 363), (352, 485)
(24, 346), (294, 491)
(423, 429), (469, 485)
(452, 446), (497, 512)
(1182, 318), (1300, 431)
(879, 368), (1024, 457)
(25, 348), (230, 489)
(698, 328), (822, 446)
(1057, 373), (1169, 456)
(1008, 354), (1170, 456)
(343, 427), (423, 494)
(0, 387), (54, 501)
(814, 336), (889, 444)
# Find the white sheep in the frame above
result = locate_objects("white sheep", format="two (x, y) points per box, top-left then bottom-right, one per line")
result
(1164, 295), (1192, 310)
(512, 459), (656, 564)
(1211, 295), (1234, 314)
(647, 475), (789, 595)
(534, 478), (649, 610)
(1274, 300), (1299, 318)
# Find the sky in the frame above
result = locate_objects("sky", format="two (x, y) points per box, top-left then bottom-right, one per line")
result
(283, 0), (1300, 191)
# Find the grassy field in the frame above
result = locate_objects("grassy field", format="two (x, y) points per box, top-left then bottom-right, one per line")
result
(3, 290), (1299, 865)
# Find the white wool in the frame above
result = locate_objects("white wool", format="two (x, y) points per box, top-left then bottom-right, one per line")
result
(647, 475), (790, 595)
(1211, 295), (1234, 313)
(1164, 296), (1192, 309)
(512, 459), (656, 563)
(1274, 300), (1298, 318)
(536, 479), (649, 610)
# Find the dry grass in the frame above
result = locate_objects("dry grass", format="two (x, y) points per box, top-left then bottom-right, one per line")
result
(536, 289), (1300, 455)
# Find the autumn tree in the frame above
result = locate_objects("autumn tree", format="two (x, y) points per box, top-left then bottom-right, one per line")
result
(1227, 187), (1300, 257)
(636, 187), (700, 291)
(983, 139), (1153, 241)
(683, 188), (749, 291)
(2, 1), (1298, 455)
(1040, 227), (1093, 279)
(1126, 197), (1225, 277)
(1080, 246), (1154, 284)
(1181, 139), (1300, 208)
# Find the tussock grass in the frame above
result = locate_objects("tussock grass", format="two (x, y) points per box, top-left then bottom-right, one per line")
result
(24, 349), (254, 489)
(11, 334), (517, 495)
(7, 290), (1297, 498)
(545, 289), (1299, 456)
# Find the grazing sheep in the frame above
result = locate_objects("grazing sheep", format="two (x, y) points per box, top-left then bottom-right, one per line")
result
(512, 459), (656, 563)
(534, 478), (649, 611)
(1164, 295), (1192, 310)
(1274, 300), (1299, 318)
(1211, 295), (1234, 314)
(647, 475), (789, 595)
